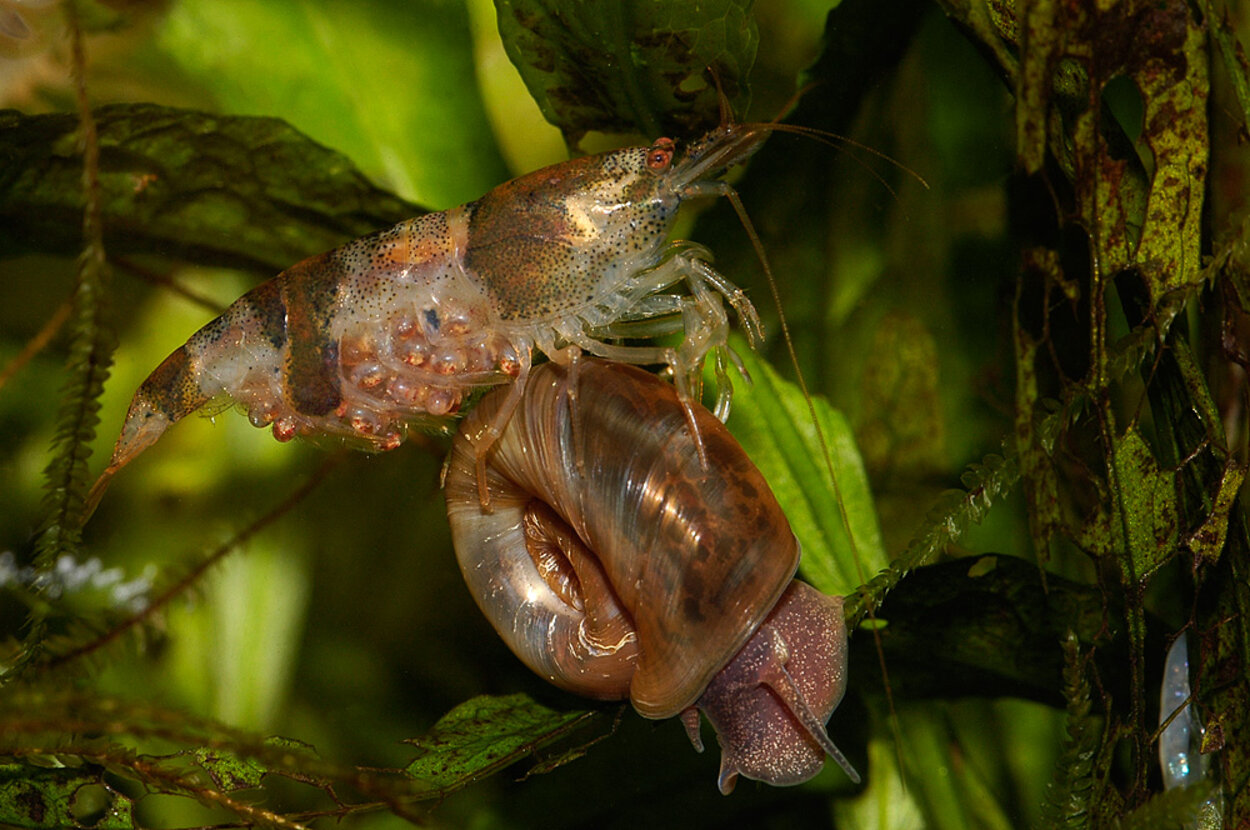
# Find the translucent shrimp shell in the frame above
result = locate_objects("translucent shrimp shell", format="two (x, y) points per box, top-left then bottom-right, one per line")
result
(95, 128), (768, 505)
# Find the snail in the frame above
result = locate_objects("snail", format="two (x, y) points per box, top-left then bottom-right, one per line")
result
(443, 358), (860, 793)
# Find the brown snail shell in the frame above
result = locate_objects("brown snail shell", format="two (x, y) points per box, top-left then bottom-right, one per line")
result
(444, 359), (859, 792)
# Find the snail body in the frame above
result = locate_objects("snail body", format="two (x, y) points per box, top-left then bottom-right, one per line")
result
(444, 359), (859, 793)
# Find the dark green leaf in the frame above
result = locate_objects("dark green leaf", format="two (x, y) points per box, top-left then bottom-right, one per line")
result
(0, 104), (420, 272)
(0, 763), (133, 830)
(495, 0), (756, 143)
(853, 555), (1125, 703)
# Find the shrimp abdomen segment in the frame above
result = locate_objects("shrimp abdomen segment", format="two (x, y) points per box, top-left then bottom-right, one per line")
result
(102, 213), (516, 482)
(279, 253), (342, 418)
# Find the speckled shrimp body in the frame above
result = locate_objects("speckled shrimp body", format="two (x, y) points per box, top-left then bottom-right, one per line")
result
(91, 124), (770, 506)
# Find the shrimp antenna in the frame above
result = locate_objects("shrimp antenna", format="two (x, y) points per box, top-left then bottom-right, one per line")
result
(757, 76), (929, 194)
(765, 122), (929, 200)
(727, 104), (919, 788)
(706, 65), (734, 128)
(720, 191), (859, 580)
(83, 467), (115, 523)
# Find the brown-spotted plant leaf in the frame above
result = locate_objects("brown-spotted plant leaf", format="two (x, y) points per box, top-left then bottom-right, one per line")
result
(1015, 0), (1207, 304)
(1186, 463), (1246, 563)
(0, 764), (133, 830)
(1109, 427), (1179, 582)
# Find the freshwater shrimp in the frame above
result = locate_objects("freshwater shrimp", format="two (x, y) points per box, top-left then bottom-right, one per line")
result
(87, 120), (775, 513)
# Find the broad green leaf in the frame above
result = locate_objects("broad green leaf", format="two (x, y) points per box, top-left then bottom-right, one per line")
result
(495, 0), (757, 143)
(0, 764), (133, 830)
(404, 694), (596, 790)
(151, 0), (508, 208)
(725, 342), (886, 597)
(0, 105), (419, 272)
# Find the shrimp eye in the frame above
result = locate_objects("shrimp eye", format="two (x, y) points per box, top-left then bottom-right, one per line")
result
(647, 138), (675, 171)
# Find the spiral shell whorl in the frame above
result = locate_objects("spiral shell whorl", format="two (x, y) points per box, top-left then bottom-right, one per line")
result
(445, 360), (799, 717)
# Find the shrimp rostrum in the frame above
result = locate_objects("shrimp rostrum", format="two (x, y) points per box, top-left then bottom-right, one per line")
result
(91, 123), (770, 506)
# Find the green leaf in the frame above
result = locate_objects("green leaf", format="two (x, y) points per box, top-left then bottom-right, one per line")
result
(725, 342), (886, 597)
(1187, 462), (1246, 563)
(1118, 782), (1221, 830)
(188, 737), (317, 794)
(890, 708), (1017, 830)
(495, 0), (757, 144)
(858, 554), (1114, 701)
(151, 0), (509, 207)
(403, 694), (597, 790)
(191, 747), (266, 792)
(0, 764), (133, 830)
(1110, 427), (1179, 582)
(0, 105), (420, 272)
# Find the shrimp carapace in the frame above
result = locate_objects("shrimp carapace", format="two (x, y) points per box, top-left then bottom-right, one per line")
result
(90, 123), (780, 514)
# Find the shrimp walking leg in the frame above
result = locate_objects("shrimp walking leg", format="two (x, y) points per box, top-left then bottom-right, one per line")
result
(470, 345), (533, 509)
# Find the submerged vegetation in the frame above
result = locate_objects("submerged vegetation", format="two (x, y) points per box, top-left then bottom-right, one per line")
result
(0, 0), (1247, 826)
